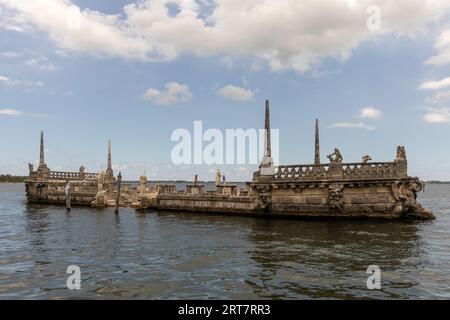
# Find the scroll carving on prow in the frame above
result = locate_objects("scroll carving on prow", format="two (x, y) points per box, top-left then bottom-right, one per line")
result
(391, 177), (434, 220)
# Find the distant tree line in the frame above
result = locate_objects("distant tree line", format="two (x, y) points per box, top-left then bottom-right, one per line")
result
(0, 174), (27, 183)
(426, 180), (450, 184)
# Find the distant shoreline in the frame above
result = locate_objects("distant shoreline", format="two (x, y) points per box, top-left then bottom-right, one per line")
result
(1, 174), (448, 185)
(0, 175), (27, 183)
(0, 175), (246, 184)
(426, 181), (450, 184)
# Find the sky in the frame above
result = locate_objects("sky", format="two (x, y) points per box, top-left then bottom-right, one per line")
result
(1, 0), (450, 181)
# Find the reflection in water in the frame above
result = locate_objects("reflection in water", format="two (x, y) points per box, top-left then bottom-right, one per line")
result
(0, 183), (449, 299)
(246, 219), (423, 299)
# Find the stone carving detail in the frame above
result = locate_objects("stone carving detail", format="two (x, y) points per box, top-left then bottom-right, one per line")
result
(257, 187), (272, 212)
(327, 148), (343, 163)
(28, 163), (34, 173)
(328, 184), (344, 211)
(396, 146), (406, 160)
(391, 177), (432, 218)
(79, 165), (86, 180)
(215, 169), (221, 186)
(362, 155), (372, 163)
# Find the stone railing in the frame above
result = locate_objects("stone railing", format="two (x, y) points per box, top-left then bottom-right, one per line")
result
(48, 171), (98, 181)
(274, 164), (329, 180)
(342, 162), (395, 179)
(273, 161), (402, 181)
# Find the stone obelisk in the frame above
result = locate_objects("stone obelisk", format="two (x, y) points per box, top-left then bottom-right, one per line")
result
(260, 100), (274, 176)
(105, 139), (114, 190)
(39, 131), (45, 166)
(107, 139), (112, 172)
(37, 131), (49, 178)
(314, 119), (320, 165)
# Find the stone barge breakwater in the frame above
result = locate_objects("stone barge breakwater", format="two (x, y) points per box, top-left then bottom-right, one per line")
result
(25, 101), (434, 220)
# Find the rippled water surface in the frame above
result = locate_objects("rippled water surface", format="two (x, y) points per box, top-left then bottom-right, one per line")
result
(0, 183), (449, 299)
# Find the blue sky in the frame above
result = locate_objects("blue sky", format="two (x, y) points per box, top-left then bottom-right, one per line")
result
(1, 0), (450, 181)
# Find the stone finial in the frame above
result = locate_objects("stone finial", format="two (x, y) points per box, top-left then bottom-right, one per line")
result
(314, 118), (320, 165)
(396, 146), (406, 160)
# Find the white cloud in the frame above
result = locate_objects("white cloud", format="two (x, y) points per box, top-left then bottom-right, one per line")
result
(330, 122), (375, 130)
(0, 51), (19, 58)
(0, 108), (51, 117)
(0, 75), (11, 83)
(426, 28), (450, 66)
(0, 74), (44, 87)
(423, 107), (450, 123)
(358, 106), (382, 119)
(26, 57), (58, 71)
(0, 108), (23, 116)
(419, 77), (450, 90)
(426, 90), (450, 105)
(143, 82), (192, 106)
(1, 0), (450, 72)
(0, 0), (153, 61)
(217, 84), (255, 102)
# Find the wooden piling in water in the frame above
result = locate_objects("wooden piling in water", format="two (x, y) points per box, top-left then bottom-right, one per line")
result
(115, 172), (122, 213)
(65, 180), (71, 211)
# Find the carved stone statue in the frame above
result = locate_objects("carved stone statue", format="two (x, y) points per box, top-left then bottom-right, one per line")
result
(28, 163), (34, 173)
(215, 169), (221, 186)
(362, 155), (372, 163)
(79, 165), (86, 180)
(396, 146), (406, 160)
(327, 148), (343, 163)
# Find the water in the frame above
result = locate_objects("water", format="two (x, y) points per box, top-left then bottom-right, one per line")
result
(0, 182), (449, 299)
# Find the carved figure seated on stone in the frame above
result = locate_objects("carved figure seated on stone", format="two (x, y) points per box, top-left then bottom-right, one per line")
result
(79, 165), (85, 173)
(327, 148), (343, 163)
(362, 155), (372, 163)
(396, 146), (406, 160)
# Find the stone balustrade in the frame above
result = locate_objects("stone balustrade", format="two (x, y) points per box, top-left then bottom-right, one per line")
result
(274, 161), (401, 181)
(48, 171), (98, 181)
